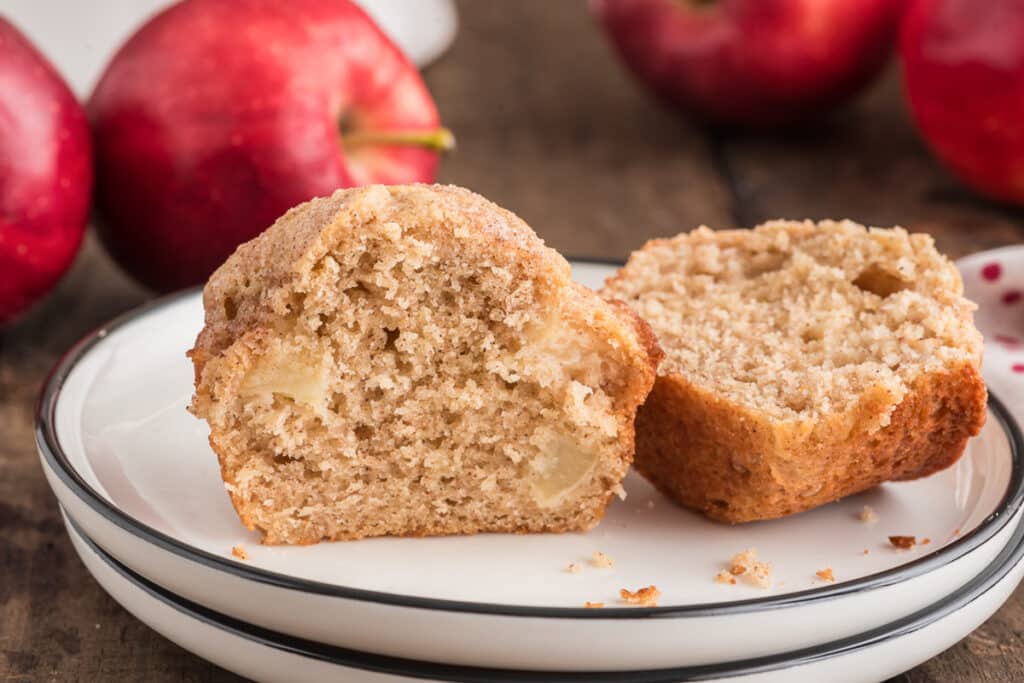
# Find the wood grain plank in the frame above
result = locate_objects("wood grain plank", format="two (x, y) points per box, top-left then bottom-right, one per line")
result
(428, 1), (734, 261)
(714, 67), (1024, 258)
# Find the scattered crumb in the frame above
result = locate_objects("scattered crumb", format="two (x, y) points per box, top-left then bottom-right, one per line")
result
(95, 623), (101, 630)
(591, 550), (614, 568)
(748, 561), (772, 588)
(714, 570), (737, 585)
(646, 500), (655, 509)
(921, 538), (931, 545)
(619, 585), (661, 607)
(231, 544), (249, 560)
(953, 528), (961, 537)
(584, 601), (604, 609)
(612, 483), (627, 500)
(815, 568), (835, 582)
(566, 563), (581, 574)
(729, 548), (756, 574)
(859, 505), (877, 523)
(862, 548), (870, 555)
(889, 535), (916, 550)
(727, 548), (773, 588)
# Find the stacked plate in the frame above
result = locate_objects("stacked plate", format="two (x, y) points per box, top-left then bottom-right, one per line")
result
(37, 254), (1024, 683)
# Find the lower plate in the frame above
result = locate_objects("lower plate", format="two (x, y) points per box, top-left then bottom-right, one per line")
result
(63, 505), (1024, 683)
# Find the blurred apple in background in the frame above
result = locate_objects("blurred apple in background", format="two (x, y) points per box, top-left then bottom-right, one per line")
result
(0, 18), (91, 325)
(902, 0), (1024, 205)
(591, 0), (905, 127)
(90, 0), (451, 292)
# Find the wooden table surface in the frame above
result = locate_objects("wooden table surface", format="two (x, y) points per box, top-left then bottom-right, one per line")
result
(3, 2), (1023, 681)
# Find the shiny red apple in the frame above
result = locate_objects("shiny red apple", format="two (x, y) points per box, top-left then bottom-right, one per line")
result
(90, 0), (451, 292)
(902, 0), (1024, 204)
(591, 0), (905, 127)
(0, 18), (91, 325)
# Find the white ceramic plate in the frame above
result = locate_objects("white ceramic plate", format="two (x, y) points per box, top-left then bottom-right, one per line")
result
(61, 505), (1024, 683)
(38, 260), (1024, 671)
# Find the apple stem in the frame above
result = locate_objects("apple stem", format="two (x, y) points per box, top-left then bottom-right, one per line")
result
(343, 127), (455, 153)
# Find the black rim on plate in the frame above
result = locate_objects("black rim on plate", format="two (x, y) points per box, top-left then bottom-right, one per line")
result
(64, 506), (1024, 682)
(35, 261), (1024, 619)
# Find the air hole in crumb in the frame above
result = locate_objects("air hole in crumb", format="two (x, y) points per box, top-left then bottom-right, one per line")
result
(383, 328), (400, 351)
(800, 327), (823, 343)
(346, 282), (372, 300)
(784, 397), (809, 413)
(356, 251), (375, 271)
(743, 252), (788, 278)
(852, 264), (911, 297)
(286, 293), (305, 316)
(223, 297), (237, 320)
(317, 313), (335, 337)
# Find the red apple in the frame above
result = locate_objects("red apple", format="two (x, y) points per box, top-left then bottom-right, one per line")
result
(902, 0), (1024, 204)
(89, 0), (451, 292)
(0, 18), (91, 324)
(591, 0), (905, 127)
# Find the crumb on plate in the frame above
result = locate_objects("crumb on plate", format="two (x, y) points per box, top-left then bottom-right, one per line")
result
(584, 601), (604, 609)
(815, 567), (835, 582)
(889, 535), (916, 550)
(748, 561), (772, 588)
(921, 537), (931, 545)
(728, 548), (772, 588)
(714, 570), (737, 585)
(591, 550), (614, 568)
(566, 563), (581, 574)
(231, 544), (249, 561)
(862, 548), (870, 555)
(619, 585), (661, 607)
(859, 505), (877, 523)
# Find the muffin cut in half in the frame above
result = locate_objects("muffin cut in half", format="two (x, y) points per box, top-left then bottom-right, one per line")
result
(603, 220), (986, 523)
(189, 184), (661, 544)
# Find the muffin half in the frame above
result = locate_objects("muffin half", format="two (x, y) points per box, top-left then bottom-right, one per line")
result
(189, 184), (660, 544)
(603, 220), (986, 523)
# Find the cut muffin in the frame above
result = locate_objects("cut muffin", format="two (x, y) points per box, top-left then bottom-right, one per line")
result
(603, 220), (986, 523)
(189, 184), (661, 544)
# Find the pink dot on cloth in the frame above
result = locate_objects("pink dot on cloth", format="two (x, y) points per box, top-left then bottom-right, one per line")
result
(982, 262), (1003, 281)
(1004, 291), (1022, 304)
(1013, 364), (1024, 374)
(995, 334), (1021, 347)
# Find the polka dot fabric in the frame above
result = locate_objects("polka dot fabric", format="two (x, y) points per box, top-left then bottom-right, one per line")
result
(959, 247), (1024, 417)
